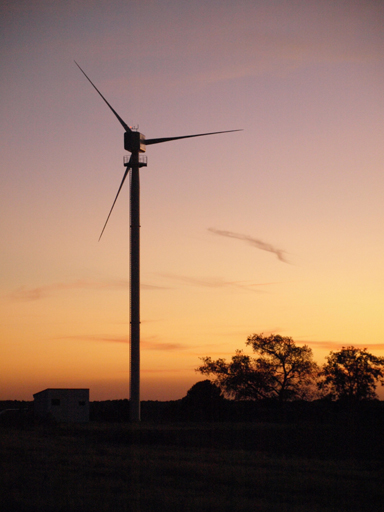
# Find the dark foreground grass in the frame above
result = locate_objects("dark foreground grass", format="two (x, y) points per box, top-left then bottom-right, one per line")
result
(1, 421), (383, 512)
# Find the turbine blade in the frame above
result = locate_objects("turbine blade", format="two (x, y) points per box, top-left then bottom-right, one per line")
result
(145, 129), (242, 146)
(75, 61), (131, 133)
(99, 167), (130, 241)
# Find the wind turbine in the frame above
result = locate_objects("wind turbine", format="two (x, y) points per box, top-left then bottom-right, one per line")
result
(75, 62), (241, 421)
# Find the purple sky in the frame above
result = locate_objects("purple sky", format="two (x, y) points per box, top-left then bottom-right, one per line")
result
(1, 0), (384, 400)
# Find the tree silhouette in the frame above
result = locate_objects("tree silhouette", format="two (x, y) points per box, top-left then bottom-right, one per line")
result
(183, 380), (224, 406)
(197, 334), (318, 402)
(318, 346), (384, 402)
(181, 380), (225, 421)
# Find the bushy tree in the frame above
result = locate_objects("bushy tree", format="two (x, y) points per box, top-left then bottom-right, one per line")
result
(318, 346), (384, 402)
(181, 380), (225, 421)
(197, 334), (319, 402)
(183, 380), (224, 406)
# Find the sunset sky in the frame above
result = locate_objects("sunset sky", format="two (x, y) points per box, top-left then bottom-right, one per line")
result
(1, 0), (384, 401)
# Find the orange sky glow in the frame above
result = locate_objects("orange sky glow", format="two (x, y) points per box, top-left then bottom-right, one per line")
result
(1, 0), (384, 401)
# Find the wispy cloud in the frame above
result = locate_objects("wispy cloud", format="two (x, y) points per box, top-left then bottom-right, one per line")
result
(9, 278), (167, 301)
(141, 5), (381, 92)
(157, 273), (277, 292)
(59, 334), (187, 351)
(8, 279), (128, 301)
(208, 228), (289, 263)
(141, 283), (171, 291)
(142, 338), (188, 351)
(304, 340), (384, 352)
(76, 335), (128, 344)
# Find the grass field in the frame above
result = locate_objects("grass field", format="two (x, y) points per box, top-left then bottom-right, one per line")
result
(1, 419), (383, 512)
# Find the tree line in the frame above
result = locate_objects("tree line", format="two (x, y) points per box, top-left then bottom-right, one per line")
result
(197, 333), (384, 404)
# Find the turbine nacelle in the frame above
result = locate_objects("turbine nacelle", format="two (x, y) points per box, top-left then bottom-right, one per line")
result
(124, 131), (146, 153)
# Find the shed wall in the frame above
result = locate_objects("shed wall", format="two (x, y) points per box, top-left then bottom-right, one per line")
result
(33, 389), (89, 422)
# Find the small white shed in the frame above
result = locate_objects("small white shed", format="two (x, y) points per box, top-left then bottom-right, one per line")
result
(33, 388), (89, 423)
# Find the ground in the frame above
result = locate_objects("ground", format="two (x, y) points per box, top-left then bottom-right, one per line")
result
(1, 416), (383, 511)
